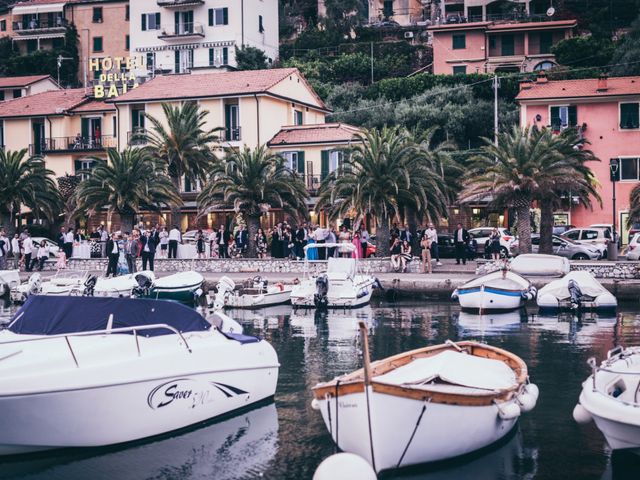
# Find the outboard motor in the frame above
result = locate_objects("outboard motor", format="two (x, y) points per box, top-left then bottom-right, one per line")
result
(213, 276), (236, 311)
(314, 274), (329, 309)
(27, 273), (42, 296)
(83, 275), (97, 296)
(252, 275), (267, 290)
(132, 273), (153, 297)
(568, 279), (583, 310)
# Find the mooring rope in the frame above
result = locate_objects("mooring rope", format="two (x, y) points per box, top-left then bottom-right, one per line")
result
(395, 398), (432, 471)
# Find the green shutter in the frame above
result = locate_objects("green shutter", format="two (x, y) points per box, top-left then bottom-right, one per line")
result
(550, 106), (560, 130)
(174, 50), (180, 73)
(141, 14), (146, 31)
(209, 48), (214, 66)
(222, 47), (228, 65)
(156, 13), (161, 28)
(208, 9), (213, 26)
(74, 160), (81, 175)
(174, 11), (179, 32)
(224, 104), (231, 140)
(321, 150), (329, 180)
(568, 105), (577, 127)
(81, 118), (89, 138)
(297, 151), (305, 174)
(223, 8), (228, 24)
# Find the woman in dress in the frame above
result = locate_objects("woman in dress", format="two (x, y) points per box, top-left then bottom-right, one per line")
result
(270, 226), (281, 258)
(338, 225), (351, 257)
(228, 238), (239, 258)
(400, 239), (412, 273)
(209, 228), (218, 258)
(489, 228), (501, 260)
(256, 228), (268, 258)
(282, 227), (292, 259)
(196, 229), (206, 259)
(421, 231), (432, 274)
(306, 227), (318, 261)
(352, 229), (363, 259)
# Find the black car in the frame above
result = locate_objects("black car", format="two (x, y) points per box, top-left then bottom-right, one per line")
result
(435, 234), (457, 258)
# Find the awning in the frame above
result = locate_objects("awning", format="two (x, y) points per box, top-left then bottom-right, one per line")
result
(13, 32), (65, 40)
(12, 2), (66, 15)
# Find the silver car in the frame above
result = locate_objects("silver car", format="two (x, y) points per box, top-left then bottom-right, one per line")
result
(512, 234), (601, 260)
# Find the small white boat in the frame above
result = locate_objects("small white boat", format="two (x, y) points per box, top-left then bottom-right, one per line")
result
(311, 329), (538, 473)
(11, 270), (91, 303)
(537, 271), (616, 313)
(211, 276), (293, 310)
(0, 295), (279, 455)
(134, 271), (204, 305)
(574, 346), (640, 452)
(0, 270), (20, 296)
(452, 269), (536, 312)
(93, 271), (156, 297)
(510, 254), (570, 277)
(291, 243), (378, 309)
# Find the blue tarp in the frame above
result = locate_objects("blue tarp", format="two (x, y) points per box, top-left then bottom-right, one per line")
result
(8, 296), (211, 337)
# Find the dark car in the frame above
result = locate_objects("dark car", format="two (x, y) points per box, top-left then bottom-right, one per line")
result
(435, 234), (457, 258)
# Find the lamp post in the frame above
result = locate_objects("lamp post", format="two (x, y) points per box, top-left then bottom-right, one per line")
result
(609, 158), (619, 261)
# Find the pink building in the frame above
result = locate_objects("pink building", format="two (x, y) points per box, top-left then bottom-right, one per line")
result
(428, 19), (575, 74)
(517, 74), (640, 242)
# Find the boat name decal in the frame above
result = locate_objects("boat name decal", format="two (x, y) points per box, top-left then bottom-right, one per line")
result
(147, 378), (248, 410)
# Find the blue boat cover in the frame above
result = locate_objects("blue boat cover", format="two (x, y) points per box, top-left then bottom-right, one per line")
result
(8, 296), (211, 337)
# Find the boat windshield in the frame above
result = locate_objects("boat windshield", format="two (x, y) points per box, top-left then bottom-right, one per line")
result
(7, 296), (211, 337)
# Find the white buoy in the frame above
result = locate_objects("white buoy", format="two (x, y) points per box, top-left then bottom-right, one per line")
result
(311, 398), (320, 411)
(573, 403), (593, 424)
(313, 453), (377, 480)
(525, 383), (540, 402)
(497, 401), (521, 420)
(517, 383), (539, 413)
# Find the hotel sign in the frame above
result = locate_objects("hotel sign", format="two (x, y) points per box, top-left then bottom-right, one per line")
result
(90, 56), (145, 99)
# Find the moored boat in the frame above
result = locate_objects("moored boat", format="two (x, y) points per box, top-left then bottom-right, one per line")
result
(574, 346), (640, 453)
(510, 254), (570, 277)
(0, 295), (279, 455)
(10, 270), (90, 303)
(537, 271), (616, 313)
(452, 269), (536, 312)
(311, 327), (538, 473)
(211, 276), (293, 310)
(133, 271), (204, 305)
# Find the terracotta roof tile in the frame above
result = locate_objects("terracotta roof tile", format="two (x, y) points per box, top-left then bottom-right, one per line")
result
(0, 88), (108, 118)
(69, 97), (115, 113)
(516, 76), (640, 101)
(268, 123), (361, 147)
(0, 75), (53, 89)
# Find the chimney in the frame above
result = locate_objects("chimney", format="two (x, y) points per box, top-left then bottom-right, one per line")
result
(536, 70), (548, 83)
(597, 73), (608, 91)
(519, 80), (533, 91)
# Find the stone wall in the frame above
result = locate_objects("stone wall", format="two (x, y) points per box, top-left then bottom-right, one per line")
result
(476, 259), (640, 279)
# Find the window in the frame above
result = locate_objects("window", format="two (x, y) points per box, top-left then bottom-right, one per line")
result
(141, 12), (161, 31)
(620, 158), (640, 181)
(125, 35), (130, 51)
(452, 65), (467, 75)
(620, 103), (640, 130)
(259, 15), (264, 33)
(550, 105), (577, 131)
(383, 0), (393, 18)
(564, 230), (580, 241)
(209, 47), (228, 66)
(294, 109), (303, 125)
(0, 91), (4, 101)
(282, 151), (305, 174)
(12, 89), (21, 98)
(208, 8), (228, 26)
(501, 34), (515, 56)
(534, 61), (555, 71)
(174, 49), (193, 73)
(52, 37), (64, 49)
(224, 103), (240, 140)
(125, 5), (130, 21)
(27, 39), (38, 53)
(182, 176), (201, 193)
(329, 150), (343, 173)
(146, 52), (155, 72)
(0, 20), (6, 31)
(92, 37), (103, 52)
(92, 7), (103, 23)
(76, 159), (95, 181)
(581, 230), (599, 240)
(452, 34), (465, 49)
(539, 31), (553, 54)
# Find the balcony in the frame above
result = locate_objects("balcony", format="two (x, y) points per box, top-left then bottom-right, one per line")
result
(41, 136), (117, 153)
(12, 18), (68, 37)
(304, 174), (323, 194)
(157, 0), (204, 7)
(440, 12), (558, 25)
(224, 127), (241, 142)
(158, 22), (204, 40)
(128, 129), (148, 146)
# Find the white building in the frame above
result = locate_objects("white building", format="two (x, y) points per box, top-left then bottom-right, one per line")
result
(129, 0), (279, 76)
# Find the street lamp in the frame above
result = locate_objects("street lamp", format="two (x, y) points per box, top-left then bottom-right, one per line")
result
(609, 158), (619, 261)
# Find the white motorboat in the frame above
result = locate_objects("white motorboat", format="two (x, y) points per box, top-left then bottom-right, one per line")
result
(211, 276), (293, 310)
(510, 254), (570, 277)
(537, 271), (617, 313)
(311, 330), (538, 473)
(574, 346), (640, 452)
(133, 271), (204, 305)
(291, 243), (378, 309)
(452, 269), (536, 312)
(10, 270), (91, 303)
(0, 295), (279, 455)
(93, 271), (156, 297)
(0, 270), (20, 296)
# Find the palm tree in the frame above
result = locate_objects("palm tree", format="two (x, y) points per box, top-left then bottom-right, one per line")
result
(75, 148), (182, 233)
(197, 146), (309, 258)
(0, 149), (61, 234)
(143, 102), (222, 225)
(317, 126), (450, 257)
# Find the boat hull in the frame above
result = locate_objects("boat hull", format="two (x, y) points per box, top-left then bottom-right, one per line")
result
(0, 367), (277, 455)
(290, 277), (375, 309)
(457, 286), (525, 312)
(316, 387), (517, 472)
(143, 284), (202, 305)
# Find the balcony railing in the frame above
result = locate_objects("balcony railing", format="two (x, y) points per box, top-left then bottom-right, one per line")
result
(304, 174), (323, 193)
(42, 136), (117, 153)
(128, 129), (148, 146)
(157, 0), (204, 7)
(441, 12), (556, 25)
(158, 22), (204, 39)
(224, 126), (241, 142)
(13, 18), (68, 34)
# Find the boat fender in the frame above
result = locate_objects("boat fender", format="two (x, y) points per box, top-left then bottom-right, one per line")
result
(524, 382), (539, 402)
(311, 398), (320, 410)
(451, 289), (459, 301)
(516, 384), (538, 413)
(313, 453), (377, 480)
(276, 282), (284, 291)
(496, 401), (521, 420)
(573, 403), (593, 424)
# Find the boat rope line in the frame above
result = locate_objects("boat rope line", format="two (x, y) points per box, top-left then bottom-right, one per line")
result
(365, 383), (377, 472)
(394, 397), (432, 471)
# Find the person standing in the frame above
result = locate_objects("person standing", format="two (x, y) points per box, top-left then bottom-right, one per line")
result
(11, 234), (20, 270)
(327, 225), (337, 258)
(235, 225), (248, 256)
(100, 225), (109, 258)
(168, 225), (180, 259)
(424, 223), (441, 266)
(338, 225), (351, 257)
(256, 228), (268, 258)
(140, 230), (157, 271)
(36, 240), (50, 271)
(57, 227), (66, 254)
(421, 231), (433, 274)
(23, 231), (33, 272)
(315, 224), (328, 260)
(218, 224), (230, 258)
(196, 230), (206, 259)
(0, 230), (7, 270)
(105, 233), (120, 277)
(489, 228), (501, 260)
(360, 226), (370, 259)
(125, 231), (139, 274)
(294, 223), (307, 260)
(64, 228), (74, 259)
(453, 223), (470, 265)
(270, 224), (281, 258)
(159, 226), (169, 258)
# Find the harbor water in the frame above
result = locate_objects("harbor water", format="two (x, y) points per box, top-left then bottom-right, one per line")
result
(1, 301), (640, 480)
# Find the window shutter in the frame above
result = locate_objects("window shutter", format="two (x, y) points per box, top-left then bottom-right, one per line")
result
(174, 50), (180, 73)
(321, 150), (329, 180)
(155, 13), (161, 29)
(550, 106), (560, 130)
(74, 160), (82, 175)
(224, 104), (231, 140)
(174, 11), (179, 31)
(568, 105), (577, 127)
(223, 7), (228, 25)
(208, 8), (213, 26)
(81, 118), (89, 138)
(209, 48), (214, 66)
(297, 151), (305, 174)
(222, 47), (228, 65)
(141, 14), (146, 31)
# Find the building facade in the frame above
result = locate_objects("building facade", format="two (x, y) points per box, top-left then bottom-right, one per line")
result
(517, 74), (640, 242)
(428, 18), (575, 74)
(0, 75), (59, 102)
(129, 0), (278, 76)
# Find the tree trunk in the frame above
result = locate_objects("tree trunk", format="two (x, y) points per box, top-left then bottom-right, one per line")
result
(120, 213), (135, 234)
(246, 214), (261, 258)
(405, 205), (419, 255)
(171, 175), (182, 229)
(515, 199), (532, 254)
(539, 198), (555, 255)
(376, 213), (391, 258)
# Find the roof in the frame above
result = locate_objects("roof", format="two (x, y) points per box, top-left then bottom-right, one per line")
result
(71, 97), (116, 113)
(112, 68), (328, 111)
(0, 75), (54, 89)
(0, 88), (113, 118)
(268, 123), (361, 147)
(516, 76), (640, 101)
(428, 19), (576, 32)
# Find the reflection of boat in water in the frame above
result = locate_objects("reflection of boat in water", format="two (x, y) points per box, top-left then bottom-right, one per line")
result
(531, 313), (618, 344)
(223, 305), (292, 331)
(457, 310), (526, 335)
(289, 306), (374, 339)
(0, 402), (278, 480)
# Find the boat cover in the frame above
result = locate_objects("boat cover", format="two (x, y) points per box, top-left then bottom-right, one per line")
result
(538, 271), (615, 302)
(8, 296), (211, 337)
(154, 271), (204, 288)
(375, 350), (517, 391)
(327, 257), (356, 280)
(460, 270), (530, 291)
(510, 254), (570, 277)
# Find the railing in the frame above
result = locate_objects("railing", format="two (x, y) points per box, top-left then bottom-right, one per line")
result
(0, 323), (193, 368)
(224, 126), (241, 142)
(158, 22), (205, 39)
(304, 174), (323, 192)
(13, 18), (68, 33)
(157, 0), (205, 6)
(42, 135), (117, 152)
(128, 129), (148, 146)
(441, 12), (556, 25)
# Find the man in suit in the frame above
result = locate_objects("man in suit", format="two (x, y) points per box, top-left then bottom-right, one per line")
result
(235, 225), (248, 255)
(140, 230), (157, 271)
(453, 223), (470, 265)
(218, 224), (231, 258)
(105, 233), (120, 277)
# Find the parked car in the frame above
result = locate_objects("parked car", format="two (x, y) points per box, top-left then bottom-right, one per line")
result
(626, 233), (640, 261)
(31, 237), (60, 258)
(552, 224), (575, 235)
(511, 234), (601, 260)
(628, 223), (640, 244)
(561, 227), (610, 258)
(435, 234), (457, 258)
(589, 224), (621, 247)
(468, 227), (515, 257)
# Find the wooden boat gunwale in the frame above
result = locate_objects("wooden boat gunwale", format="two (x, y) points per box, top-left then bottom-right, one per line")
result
(312, 341), (527, 406)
